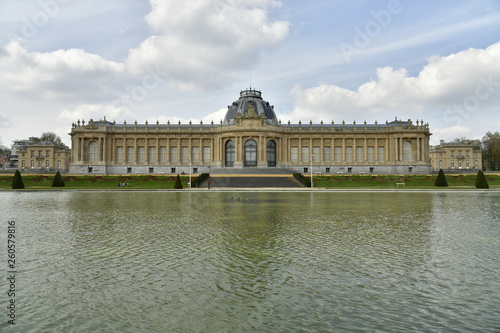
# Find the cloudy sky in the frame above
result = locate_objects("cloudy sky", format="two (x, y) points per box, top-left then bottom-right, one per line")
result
(1, 0), (499, 147)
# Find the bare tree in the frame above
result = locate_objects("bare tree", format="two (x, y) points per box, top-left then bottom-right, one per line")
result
(40, 132), (63, 146)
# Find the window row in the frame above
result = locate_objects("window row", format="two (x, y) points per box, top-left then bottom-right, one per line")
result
(113, 146), (211, 163)
(30, 150), (51, 158)
(438, 160), (480, 169)
(22, 160), (64, 169)
(290, 146), (387, 163)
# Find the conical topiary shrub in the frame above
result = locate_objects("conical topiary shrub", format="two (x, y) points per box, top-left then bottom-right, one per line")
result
(11, 170), (25, 189)
(51, 171), (65, 187)
(174, 174), (183, 189)
(435, 169), (448, 187)
(475, 170), (489, 189)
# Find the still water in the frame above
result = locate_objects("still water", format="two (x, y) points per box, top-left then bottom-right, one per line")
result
(1, 190), (500, 332)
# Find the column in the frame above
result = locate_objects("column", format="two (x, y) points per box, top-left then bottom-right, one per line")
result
(80, 137), (85, 162)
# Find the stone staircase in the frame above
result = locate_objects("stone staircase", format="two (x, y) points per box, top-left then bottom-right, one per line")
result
(201, 168), (303, 188)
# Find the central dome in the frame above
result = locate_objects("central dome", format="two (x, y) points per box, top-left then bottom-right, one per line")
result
(223, 89), (279, 125)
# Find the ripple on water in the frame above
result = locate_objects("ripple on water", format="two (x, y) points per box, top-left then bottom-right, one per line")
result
(1, 191), (499, 332)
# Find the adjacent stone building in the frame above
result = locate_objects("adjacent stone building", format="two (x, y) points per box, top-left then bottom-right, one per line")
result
(17, 140), (71, 171)
(430, 140), (482, 172)
(69, 89), (432, 174)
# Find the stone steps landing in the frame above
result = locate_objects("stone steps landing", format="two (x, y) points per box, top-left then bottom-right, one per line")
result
(206, 175), (302, 188)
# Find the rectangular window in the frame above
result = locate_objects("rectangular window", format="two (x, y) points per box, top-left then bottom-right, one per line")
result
(377, 146), (385, 162)
(46, 151), (50, 158)
(116, 147), (124, 162)
(203, 146), (211, 162)
(367, 146), (374, 162)
(356, 146), (363, 162)
(301, 146), (310, 162)
(192, 146), (200, 162)
(345, 146), (353, 162)
(149, 147), (156, 162)
(313, 146), (320, 162)
(138, 146), (145, 162)
(159, 147), (167, 162)
(127, 146), (134, 162)
(170, 146), (178, 162)
(334, 146), (342, 162)
(181, 147), (189, 163)
(291, 147), (298, 162)
(323, 147), (331, 162)
(149, 167), (154, 174)
(31, 151), (34, 158)
(326, 167), (330, 173)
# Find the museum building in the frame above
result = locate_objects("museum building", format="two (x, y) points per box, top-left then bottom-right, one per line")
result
(68, 89), (432, 174)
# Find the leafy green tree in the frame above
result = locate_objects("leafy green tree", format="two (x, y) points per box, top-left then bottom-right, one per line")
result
(174, 175), (183, 189)
(482, 131), (500, 170)
(475, 170), (489, 189)
(51, 171), (65, 187)
(11, 170), (25, 189)
(435, 169), (448, 187)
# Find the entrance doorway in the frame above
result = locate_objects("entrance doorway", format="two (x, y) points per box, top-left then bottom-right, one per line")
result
(225, 140), (235, 167)
(267, 140), (276, 167)
(244, 139), (257, 167)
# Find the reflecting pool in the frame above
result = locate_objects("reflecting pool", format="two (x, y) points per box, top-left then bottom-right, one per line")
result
(1, 191), (500, 332)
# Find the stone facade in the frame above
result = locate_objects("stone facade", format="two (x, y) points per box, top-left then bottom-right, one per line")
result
(430, 140), (482, 172)
(17, 142), (71, 171)
(69, 89), (432, 175)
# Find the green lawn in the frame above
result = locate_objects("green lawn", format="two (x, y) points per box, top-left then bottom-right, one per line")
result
(0, 174), (192, 189)
(1, 173), (499, 190)
(311, 174), (500, 188)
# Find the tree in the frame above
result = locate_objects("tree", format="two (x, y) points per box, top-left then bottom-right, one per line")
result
(475, 170), (489, 189)
(482, 131), (500, 171)
(174, 175), (183, 189)
(40, 132), (63, 146)
(51, 171), (65, 187)
(453, 137), (482, 150)
(11, 170), (25, 189)
(435, 169), (448, 187)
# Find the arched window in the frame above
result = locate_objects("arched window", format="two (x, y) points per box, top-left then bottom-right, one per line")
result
(88, 141), (98, 162)
(244, 139), (257, 167)
(225, 140), (235, 167)
(403, 141), (412, 161)
(267, 140), (276, 167)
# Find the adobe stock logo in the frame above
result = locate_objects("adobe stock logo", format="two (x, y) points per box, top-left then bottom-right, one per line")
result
(8, 0), (72, 43)
(340, 0), (404, 63)
(443, 75), (499, 126)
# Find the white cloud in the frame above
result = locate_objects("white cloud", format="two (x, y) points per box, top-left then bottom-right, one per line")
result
(57, 104), (133, 124)
(431, 125), (472, 144)
(0, 114), (10, 128)
(286, 42), (500, 123)
(0, 41), (124, 102)
(126, 0), (289, 89)
(202, 108), (227, 123)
